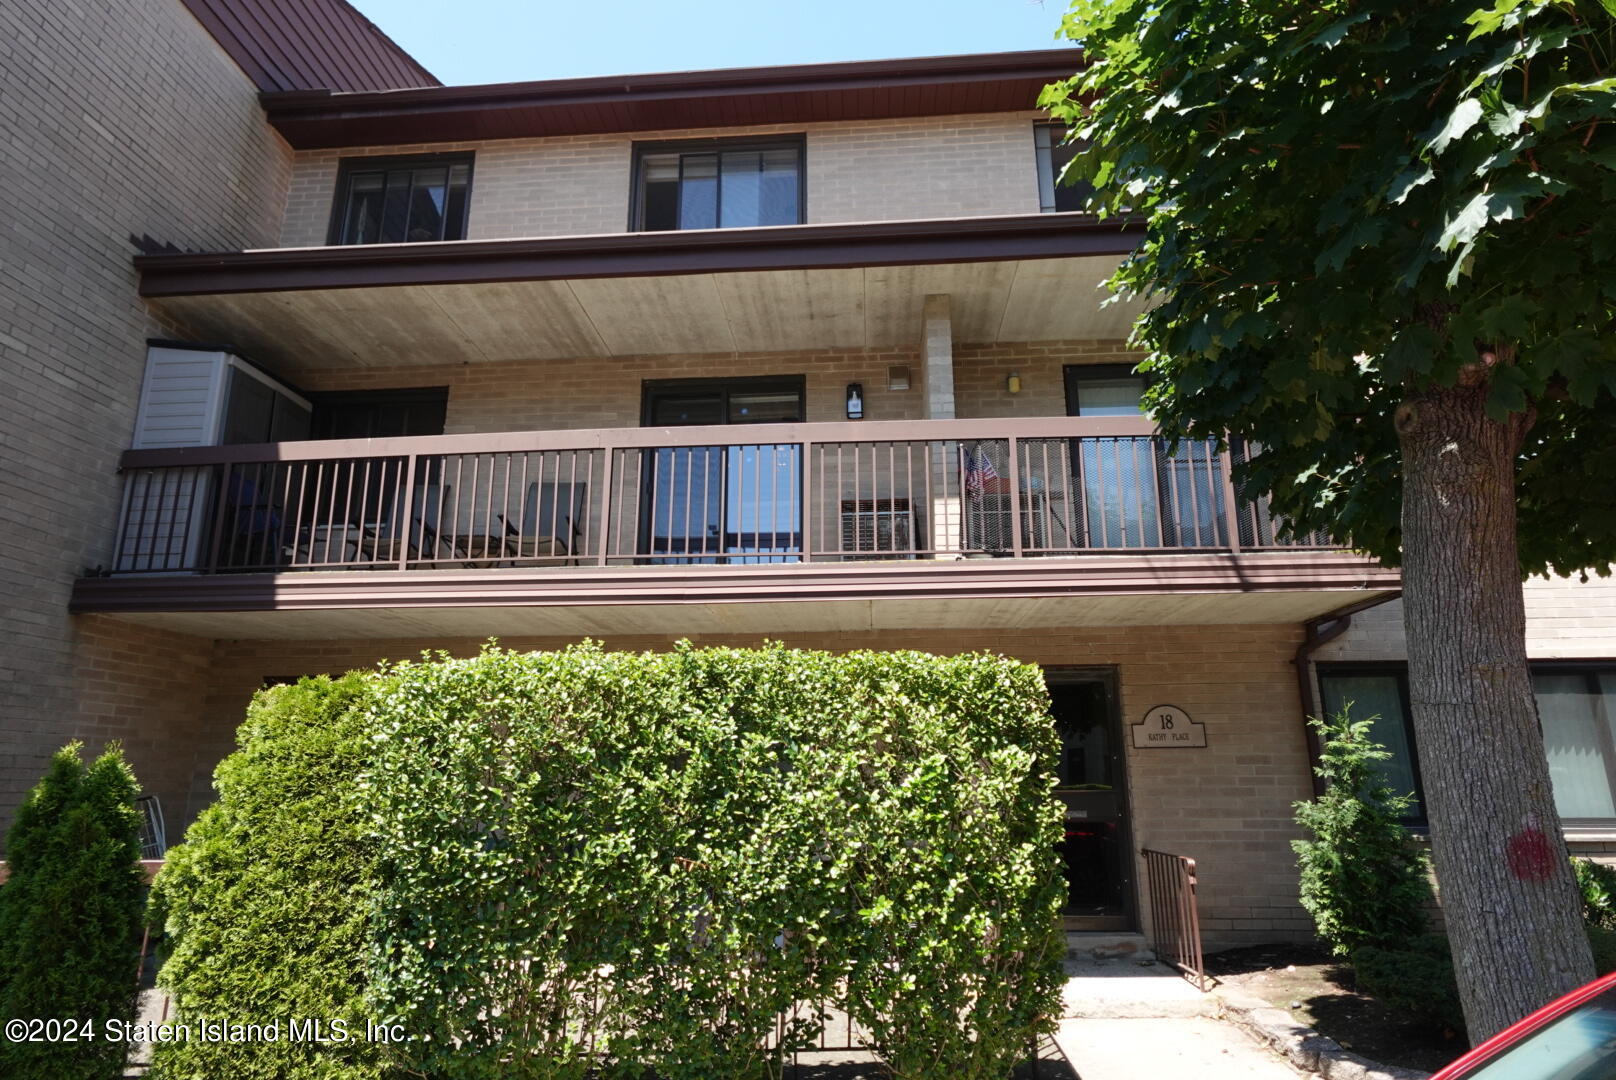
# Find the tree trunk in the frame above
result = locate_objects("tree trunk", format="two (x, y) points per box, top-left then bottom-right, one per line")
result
(1397, 380), (1594, 1042)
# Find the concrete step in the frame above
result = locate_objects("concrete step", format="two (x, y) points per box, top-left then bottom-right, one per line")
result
(1066, 931), (1155, 963)
(1061, 957), (1214, 1020)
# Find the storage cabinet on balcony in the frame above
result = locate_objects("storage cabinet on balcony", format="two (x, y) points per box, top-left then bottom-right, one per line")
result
(119, 345), (311, 572)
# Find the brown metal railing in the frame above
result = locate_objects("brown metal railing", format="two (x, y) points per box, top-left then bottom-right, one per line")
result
(1141, 848), (1209, 992)
(107, 417), (1332, 575)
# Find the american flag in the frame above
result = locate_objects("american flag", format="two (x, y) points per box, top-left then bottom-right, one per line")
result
(962, 444), (999, 498)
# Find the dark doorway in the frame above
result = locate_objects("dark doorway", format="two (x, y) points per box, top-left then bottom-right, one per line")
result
(1047, 668), (1134, 931)
(308, 387), (448, 439)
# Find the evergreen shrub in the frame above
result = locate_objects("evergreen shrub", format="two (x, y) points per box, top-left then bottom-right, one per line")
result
(1293, 708), (1432, 957)
(364, 642), (1066, 1080)
(0, 742), (146, 1080)
(148, 674), (388, 1080)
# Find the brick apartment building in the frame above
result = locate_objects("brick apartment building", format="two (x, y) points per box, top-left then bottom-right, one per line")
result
(5, 0), (1616, 951)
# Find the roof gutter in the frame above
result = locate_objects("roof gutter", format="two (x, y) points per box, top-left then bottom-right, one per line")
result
(259, 48), (1086, 148)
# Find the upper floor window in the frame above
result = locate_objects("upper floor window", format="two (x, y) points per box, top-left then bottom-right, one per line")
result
(1035, 123), (1094, 214)
(329, 154), (473, 245)
(632, 138), (804, 231)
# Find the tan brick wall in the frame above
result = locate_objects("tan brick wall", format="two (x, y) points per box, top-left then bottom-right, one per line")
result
(286, 340), (1136, 432)
(295, 347), (925, 429)
(278, 112), (1046, 247)
(0, 0), (291, 838)
(193, 624), (1316, 950)
(955, 340), (1142, 417)
(71, 617), (219, 830)
(1315, 576), (1616, 665)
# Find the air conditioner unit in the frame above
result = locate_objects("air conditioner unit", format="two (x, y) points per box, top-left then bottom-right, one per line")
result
(840, 498), (914, 559)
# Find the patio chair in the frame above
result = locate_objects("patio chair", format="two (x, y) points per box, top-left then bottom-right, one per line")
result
(218, 469), (294, 569)
(357, 482), (452, 566)
(497, 481), (586, 565)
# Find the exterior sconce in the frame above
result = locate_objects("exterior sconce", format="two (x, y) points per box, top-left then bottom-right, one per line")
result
(846, 383), (864, 419)
(887, 365), (910, 391)
(1007, 372), (1023, 394)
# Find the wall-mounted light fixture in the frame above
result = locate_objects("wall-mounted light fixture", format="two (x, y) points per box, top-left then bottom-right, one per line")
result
(1007, 372), (1023, 394)
(846, 383), (864, 419)
(887, 365), (910, 391)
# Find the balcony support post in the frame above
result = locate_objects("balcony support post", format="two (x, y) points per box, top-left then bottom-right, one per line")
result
(397, 454), (418, 570)
(1218, 446), (1241, 553)
(800, 437), (813, 563)
(1007, 436), (1024, 558)
(595, 446), (615, 567)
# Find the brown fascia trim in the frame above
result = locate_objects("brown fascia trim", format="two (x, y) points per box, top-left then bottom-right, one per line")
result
(260, 49), (1085, 148)
(70, 553), (1401, 615)
(135, 213), (1144, 298)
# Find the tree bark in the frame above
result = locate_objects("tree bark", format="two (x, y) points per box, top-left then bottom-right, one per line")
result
(1396, 380), (1594, 1043)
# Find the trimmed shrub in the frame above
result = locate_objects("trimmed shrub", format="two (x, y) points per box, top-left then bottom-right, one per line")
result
(364, 642), (1066, 1080)
(148, 674), (389, 1080)
(1352, 934), (1465, 1032)
(0, 742), (146, 1080)
(1574, 857), (1616, 931)
(1293, 707), (1432, 957)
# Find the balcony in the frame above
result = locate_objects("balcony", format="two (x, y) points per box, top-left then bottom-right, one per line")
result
(72, 417), (1399, 637)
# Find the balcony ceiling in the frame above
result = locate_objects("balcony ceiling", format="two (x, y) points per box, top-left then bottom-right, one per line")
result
(138, 214), (1146, 374)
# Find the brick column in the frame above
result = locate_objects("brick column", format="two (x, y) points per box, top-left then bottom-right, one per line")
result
(922, 295), (962, 555)
(921, 294), (955, 421)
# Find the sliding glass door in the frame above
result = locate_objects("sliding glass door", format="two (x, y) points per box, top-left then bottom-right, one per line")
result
(1064, 366), (1225, 548)
(641, 378), (803, 564)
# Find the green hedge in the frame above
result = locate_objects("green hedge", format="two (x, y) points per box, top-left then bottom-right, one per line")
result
(148, 674), (389, 1080)
(0, 743), (146, 1080)
(363, 643), (1065, 1080)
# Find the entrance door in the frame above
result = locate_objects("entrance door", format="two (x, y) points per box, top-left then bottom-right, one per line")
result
(1047, 669), (1134, 931)
(640, 377), (804, 564)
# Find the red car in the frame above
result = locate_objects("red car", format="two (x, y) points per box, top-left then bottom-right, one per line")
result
(1432, 973), (1616, 1079)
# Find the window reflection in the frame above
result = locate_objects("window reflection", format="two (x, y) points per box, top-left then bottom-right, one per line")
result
(335, 157), (471, 245)
(637, 142), (803, 231)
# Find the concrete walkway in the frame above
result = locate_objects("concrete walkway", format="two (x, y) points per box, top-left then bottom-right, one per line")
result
(1062, 957), (1213, 1019)
(1056, 1017), (1307, 1079)
(1054, 948), (1307, 1079)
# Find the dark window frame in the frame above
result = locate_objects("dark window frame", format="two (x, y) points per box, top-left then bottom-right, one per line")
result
(628, 135), (807, 232)
(326, 152), (476, 247)
(307, 386), (449, 440)
(1035, 122), (1094, 214)
(1317, 659), (1616, 829)
(1063, 363), (1150, 416)
(640, 374), (807, 426)
(1315, 662), (1427, 826)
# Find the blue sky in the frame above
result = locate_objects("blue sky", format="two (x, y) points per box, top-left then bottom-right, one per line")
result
(349, 0), (1073, 86)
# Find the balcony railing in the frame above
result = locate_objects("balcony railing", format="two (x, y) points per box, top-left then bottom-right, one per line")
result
(107, 417), (1329, 575)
